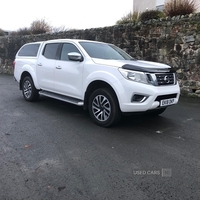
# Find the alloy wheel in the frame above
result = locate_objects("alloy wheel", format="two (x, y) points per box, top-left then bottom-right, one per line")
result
(23, 79), (32, 99)
(92, 95), (111, 122)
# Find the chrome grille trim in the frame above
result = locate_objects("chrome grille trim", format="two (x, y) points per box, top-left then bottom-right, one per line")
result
(155, 73), (175, 85)
(146, 73), (176, 86)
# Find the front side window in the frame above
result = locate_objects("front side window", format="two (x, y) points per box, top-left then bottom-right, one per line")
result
(79, 42), (133, 60)
(60, 43), (81, 61)
(43, 43), (60, 59)
(18, 43), (40, 57)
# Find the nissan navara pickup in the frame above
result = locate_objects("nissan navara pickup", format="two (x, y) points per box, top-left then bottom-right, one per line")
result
(14, 39), (180, 127)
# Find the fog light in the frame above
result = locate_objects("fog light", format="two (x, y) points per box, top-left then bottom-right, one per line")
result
(131, 94), (148, 103)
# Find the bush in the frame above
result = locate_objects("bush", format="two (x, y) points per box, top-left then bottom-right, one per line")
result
(14, 28), (31, 36)
(164, 0), (196, 17)
(4, 19), (70, 36)
(30, 19), (52, 34)
(0, 28), (5, 36)
(116, 11), (140, 25)
(139, 9), (165, 22)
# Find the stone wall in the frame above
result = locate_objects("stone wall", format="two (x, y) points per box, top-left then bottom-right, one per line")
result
(1, 13), (200, 97)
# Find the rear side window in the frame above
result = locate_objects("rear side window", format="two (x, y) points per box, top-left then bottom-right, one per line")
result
(43, 43), (60, 59)
(18, 44), (40, 57)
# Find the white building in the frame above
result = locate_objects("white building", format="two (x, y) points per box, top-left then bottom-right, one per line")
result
(133, 0), (164, 12)
(3, 30), (11, 36)
(133, 0), (200, 13)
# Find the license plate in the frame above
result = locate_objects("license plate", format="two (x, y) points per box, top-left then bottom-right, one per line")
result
(160, 98), (175, 107)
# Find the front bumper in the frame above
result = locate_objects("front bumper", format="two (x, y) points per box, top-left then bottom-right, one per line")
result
(116, 80), (180, 113)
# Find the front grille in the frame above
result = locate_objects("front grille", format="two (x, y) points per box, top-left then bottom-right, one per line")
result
(155, 93), (177, 101)
(155, 73), (175, 85)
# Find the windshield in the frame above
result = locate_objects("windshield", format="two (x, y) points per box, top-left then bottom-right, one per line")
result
(79, 42), (134, 60)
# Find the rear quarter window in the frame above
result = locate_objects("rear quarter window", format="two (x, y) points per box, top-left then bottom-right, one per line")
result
(18, 44), (40, 57)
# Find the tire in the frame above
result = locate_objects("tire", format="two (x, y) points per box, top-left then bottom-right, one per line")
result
(89, 88), (121, 127)
(148, 108), (166, 116)
(22, 76), (39, 102)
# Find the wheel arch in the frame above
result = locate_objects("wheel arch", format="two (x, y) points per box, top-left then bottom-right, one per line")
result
(83, 80), (119, 110)
(20, 71), (31, 90)
(20, 71), (39, 90)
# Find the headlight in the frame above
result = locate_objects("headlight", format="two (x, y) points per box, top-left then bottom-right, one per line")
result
(119, 68), (148, 84)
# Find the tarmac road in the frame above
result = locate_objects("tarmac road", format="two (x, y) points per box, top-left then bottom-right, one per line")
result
(0, 74), (200, 200)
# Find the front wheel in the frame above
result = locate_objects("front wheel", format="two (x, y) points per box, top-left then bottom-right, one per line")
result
(22, 76), (39, 102)
(89, 88), (121, 127)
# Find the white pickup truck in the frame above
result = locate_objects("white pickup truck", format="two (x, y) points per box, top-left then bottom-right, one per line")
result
(14, 39), (180, 127)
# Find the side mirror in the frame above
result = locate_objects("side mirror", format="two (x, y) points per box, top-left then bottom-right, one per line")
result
(68, 52), (83, 62)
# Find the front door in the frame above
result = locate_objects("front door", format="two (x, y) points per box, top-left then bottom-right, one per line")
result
(54, 43), (84, 99)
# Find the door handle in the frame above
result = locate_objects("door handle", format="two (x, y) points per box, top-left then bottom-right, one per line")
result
(56, 66), (62, 69)
(38, 63), (42, 66)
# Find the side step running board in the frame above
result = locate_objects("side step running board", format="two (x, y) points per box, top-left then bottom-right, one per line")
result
(39, 90), (84, 106)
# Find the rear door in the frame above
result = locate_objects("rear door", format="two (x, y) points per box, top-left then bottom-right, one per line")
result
(54, 42), (84, 98)
(37, 43), (60, 91)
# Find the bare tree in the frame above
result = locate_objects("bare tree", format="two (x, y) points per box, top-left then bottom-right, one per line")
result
(51, 26), (70, 33)
(30, 19), (52, 34)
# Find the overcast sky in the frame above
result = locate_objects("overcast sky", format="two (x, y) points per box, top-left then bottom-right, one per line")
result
(1, 0), (133, 31)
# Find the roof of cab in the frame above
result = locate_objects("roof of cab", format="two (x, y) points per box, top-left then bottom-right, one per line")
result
(43, 39), (107, 44)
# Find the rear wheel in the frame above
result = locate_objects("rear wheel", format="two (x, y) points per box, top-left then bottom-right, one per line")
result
(89, 88), (121, 127)
(22, 76), (39, 102)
